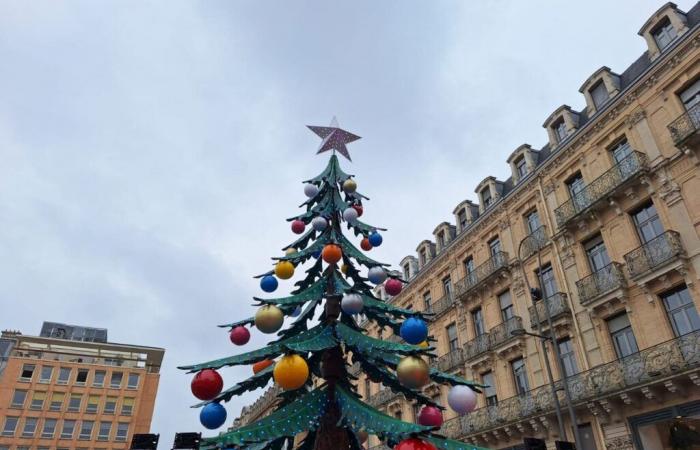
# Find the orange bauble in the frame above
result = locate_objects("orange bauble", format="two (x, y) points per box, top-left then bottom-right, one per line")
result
(252, 359), (274, 374)
(360, 238), (372, 251)
(322, 244), (342, 264)
(273, 354), (309, 390)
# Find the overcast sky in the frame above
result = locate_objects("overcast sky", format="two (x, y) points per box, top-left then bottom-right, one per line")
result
(1, 0), (694, 444)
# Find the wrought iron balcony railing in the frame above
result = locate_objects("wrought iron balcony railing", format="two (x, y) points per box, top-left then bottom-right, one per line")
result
(488, 316), (524, 349)
(464, 333), (491, 361)
(447, 330), (700, 438)
(554, 151), (648, 228)
(425, 293), (456, 318)
(528, 293), (571, 327)
(436, 348), (464, 372)
(624, 230), (684, 279)
(575, 262), (626, 306)
(520, 226), (548, 259)
(455, 251), (509, 297)
(668, 103), (700, 146)
(368, 388), (402, 407)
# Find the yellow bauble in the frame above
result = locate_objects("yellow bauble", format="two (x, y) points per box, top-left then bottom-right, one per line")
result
(285, 248), (297, 256)
(397, 356), (429, 389)
(341, 264), (349, 274)
(255, 305), (284, 334)
(275, 261), (295, 279)
(342, 178), (357, 194)
(273, 354), (309, 390)
(418, 341), (429, 348)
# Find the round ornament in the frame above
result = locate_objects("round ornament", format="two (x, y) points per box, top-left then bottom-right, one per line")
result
(260, 275), (278, 293)
(291, 305), (302, 317)
(312, 216), (328, 231)
(400, 317), (428, 344)
(191, 369), (223, 401)
(200, 402), (227, 429)
(341, 264), (349, 274)
(447, 385), (477, 415)
(285, 247), (297, 256)
(353, 204), (363, 217)
(417, 405), (443, 427)
(385, 278), (403, 296)
(274, 261), (295, 280)
(273, 354), (309, 390)
(395, 438), (437, 450)
(312, 249), (322, 259)
(342, 207), (358, 223)
(360, 238), (373, 252)
(368, 231), (383, 247)
(252, 359), (274, 374)
(396, 356), (429, 389)
(342, 178), (357, 194)
(322, 244), (342, 264)
(304, 183), (319, 198)
(367, 266), (387, 284)
(229, 326), (250, 346)
(341, 293), (364, 315)
(291, 220), (305, 234)
(255, 305), (284, 334)
(418, 341), (429, 348)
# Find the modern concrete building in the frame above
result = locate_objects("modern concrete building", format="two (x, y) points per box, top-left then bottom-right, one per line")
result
(0, 322), (164, 450)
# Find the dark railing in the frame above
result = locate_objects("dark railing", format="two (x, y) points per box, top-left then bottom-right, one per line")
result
(668, 103), (700, 146)
(455, 251), (509, 297)
(464, 333), (491, 361)
(489, 316), (524, 349)
(528, 293), (571, 327)
(426, 293), (456, 318)
(446, 330), (700, 438)
(521, 226), (548, 259)
(348, 361), (361, 376)
(437, 348), (464, 372)
(575, 262), (626, 306)
(554, 151), (648, 228)
(368, 388), (402, 407)
(624, 231), (684, 279)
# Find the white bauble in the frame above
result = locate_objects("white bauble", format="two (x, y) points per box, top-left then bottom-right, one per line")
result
(312, 217), (328, 231)
(448, 385), (477, 415)
(304, 184), (319, 198)
(342, 207), (358, 223)
(367, 266), (387, 285)
(341, 293), (364, 315)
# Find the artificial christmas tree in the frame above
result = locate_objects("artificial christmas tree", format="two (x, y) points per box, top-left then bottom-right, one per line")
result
(179, 119), (489, 450)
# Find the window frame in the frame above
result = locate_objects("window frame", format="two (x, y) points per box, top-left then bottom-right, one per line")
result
(589, 79), (609, 109)
(446, 323), (459, 352)
(22, 417), (38, 438)
(41, 418), (57, 438)
(651, 17), (678, 51)
(127, 373), (140, 390)
(110, 371), (123, 389)
(39, 365), (54, 383)
(57, 367), (71, 385)
(60, 419), (76, 440)
(662, 285), (700, 337)
(510, 357), (530, 395)
(19, 364), (35, 382)
(1, 417), (19, 437)
(10, 389), (27, 408)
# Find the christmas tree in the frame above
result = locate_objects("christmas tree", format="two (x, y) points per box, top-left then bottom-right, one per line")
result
(179, 119), (489, 450)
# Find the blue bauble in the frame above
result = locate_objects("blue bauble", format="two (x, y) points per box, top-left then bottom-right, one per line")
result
(312, 249), (322, 259)
(200, 402), (227, 429)
(368, 232), (383, 247)
(291, 305), (302, 317)
(400, 317), (428, 345)
(260, 276), (278, 293)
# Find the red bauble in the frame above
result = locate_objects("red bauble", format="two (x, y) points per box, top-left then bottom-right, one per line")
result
(417, 405), (443, 427)
(360, 238), (373, 251)
(322, 244), (342, 264)
(191, 369), (223, 401)
(352, 204), (364, 217)
(395, 438), (437, 450)
(229, 326), (250, 346)
(291, 220), (305, 234)
(385, 278), (403, 296)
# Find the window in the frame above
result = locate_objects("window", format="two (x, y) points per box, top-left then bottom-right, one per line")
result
(632, 202), (663, 244)
(488, 237), (501, 256)
(438, 230), (446, 248)
(22, 417), (38, 437)
(76, 369), (89, 385)
(121, 397), (135, 416)
(472, 308), (485, 336)
(2, 417), (18, 436)
(458, 209), (468, 230)
(423, 292), (432, 311)
(98, 421), (112, 440)
(39, 366), (54, 383)
(19, 364), (35, 381)
(558, 338), (579, 377)
(464, 256), (475, 283)
(93, 370), (106, 387)
(87, 395), (100, 414)
(680, 78), (700, 110)
(652, 17), (677, 51)
(589, 80), (609, 109)
(68, 394), (83, 412)
(110, 371), (123, 388)
(567, 173), (587, 211)
(515, 156), (528, 179)
(537, 264), (558, 299)
(79, 420), (94, 440)
(57, 367), (71, 384)
(30, 391), (46, 410)
(394, 410), (402, 420)
(60, 419), (76, 439)
(662, 285), (700, 337)
(499, 290), (514, 321)
(525, 210), (540, 234)
(42, 418), (57, 438)
(364, 379), (371, 398)
(607, 313), (639, 358)
(49, 392), (65, 411)
(584, 234), (611, 273)
(403, 264), (411, 280)
(127, 373), (140, 389)
(611, 138), (632, 164)
(446, 323), (459, 351)
(442, 276), (453, 298)
(481, 187), (493, 208)
(482, 371), (497, 406)
(554, 118), (568, 142)
(511, 358), (530, 395)
(116, 422), (129, 441)
(10, 389), (27, 408)
(104, 396), (117, 414)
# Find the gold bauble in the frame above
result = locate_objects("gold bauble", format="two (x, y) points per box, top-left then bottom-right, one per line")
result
(285, 247), (297, 256)
(275, 261), (295, 279)
(397, 356), (429, 389)
(255, 305), (284, 334)
(341, 264), (349, 274)
(418, 341), (429, 348)
(273, 354), (309, 390)
(342, 178), (357, 194)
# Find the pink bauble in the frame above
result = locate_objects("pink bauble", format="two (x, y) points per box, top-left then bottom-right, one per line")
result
(385, 278), (403, 296)
(417, 405), (443, 427)
(291, 220), (305, 234)
(230, 326), (250, 346)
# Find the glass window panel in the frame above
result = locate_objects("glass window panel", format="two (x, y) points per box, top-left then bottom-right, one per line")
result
(79, 420), (94, 440)
(104, 396), (117, 414)
(93, 370), (106, 387)
(11, 390), (27, 408)
(42, 418), (57, 438)
(98, 421), (112, 440)
(472, 309), (485, 336)
(116, 422), (129, 441)
(30, 391), (46, 410)
(446, 323), (458, 351)
(39, 366), (53, 383)
(68, 394), (83, 412)
(121, 397), (135, 415)
(22, 417), (38, 437)
(590, 80), (609, 109)
(110, 372), (123, 388)
(19, 364), (35, 381)
(482, 371), (497, 405)
(50, 392), (65, 411)
(499, 290), (514, 321)
(681, 78), (700, 109)
(60, 419), (76, 439)
(2, 417), (18, 436)
(558, 338), (579, 377)
(57, 367), (71, 384)
(663, 285), (700, 336)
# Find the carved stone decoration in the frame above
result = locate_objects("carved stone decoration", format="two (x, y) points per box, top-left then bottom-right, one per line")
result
(605, 435), (634, 450)
(657, 172), (682, 206)
(625, 109), (646, 129)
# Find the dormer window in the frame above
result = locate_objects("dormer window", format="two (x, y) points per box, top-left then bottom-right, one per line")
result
(437, 230), (446, 248)
(515, 156), (528, 179)
(403, 264), (410, 280)
(589, 80), (609, 109)
(481, 188), (493, 208)
(419, 248), (427, 266)
(554, 119), (568, 142)
(652, 17), (677, 51)
(457, 209), (468, 230)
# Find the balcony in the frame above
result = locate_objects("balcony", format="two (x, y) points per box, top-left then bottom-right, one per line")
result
(668, 103), (700, 149)
(464, 333), (491, 362)
(436, 348), (464, 372)
(624, 231), (685, 281)
(575, 262), (626, 306)
(455, 252), (509, 298)
(425, 294), (456, 319)
(368, 388), (402, 407)
(488, 316), (524, 350)
(528, 293), (571, 328)
(520, 226), (549, 259)
(554, 151), (648, 229)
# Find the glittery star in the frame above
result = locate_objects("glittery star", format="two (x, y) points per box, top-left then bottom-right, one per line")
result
(307, 117), (361, 161)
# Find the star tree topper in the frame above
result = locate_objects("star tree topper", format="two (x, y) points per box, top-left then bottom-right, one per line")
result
(307, 117), (361, 161)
